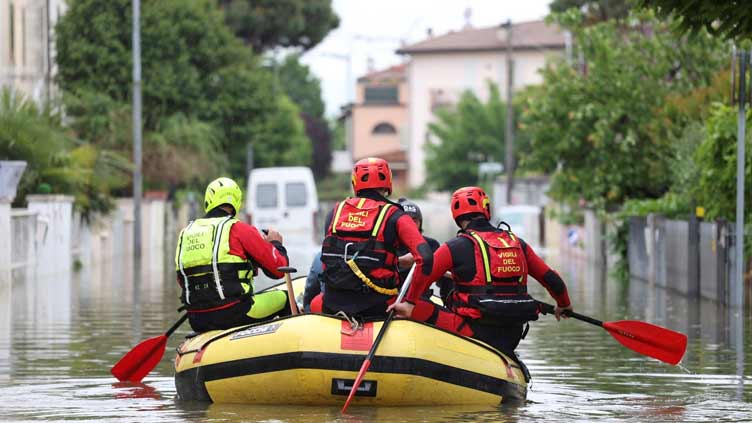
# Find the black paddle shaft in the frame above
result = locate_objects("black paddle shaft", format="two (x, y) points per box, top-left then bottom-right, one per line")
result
(538, 302), (603, 327)
(365, 310), (397, 362)
(165, 314), (189, 337)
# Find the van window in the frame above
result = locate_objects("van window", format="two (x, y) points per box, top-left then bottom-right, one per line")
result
(285, 182), (308, 207)
(256, 183), (278, 208)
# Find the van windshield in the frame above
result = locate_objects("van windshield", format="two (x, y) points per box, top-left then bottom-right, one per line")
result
(256, 183), (278, 208)
(285, 182), (307, 207)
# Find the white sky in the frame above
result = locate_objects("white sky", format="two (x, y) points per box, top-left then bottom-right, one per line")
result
(301, 0), (553, 117)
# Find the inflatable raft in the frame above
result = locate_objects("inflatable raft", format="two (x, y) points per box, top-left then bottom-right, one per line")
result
(174, 280), (529, 406)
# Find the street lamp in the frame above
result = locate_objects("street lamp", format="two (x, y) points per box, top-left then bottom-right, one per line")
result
(497, 20), (514, 205)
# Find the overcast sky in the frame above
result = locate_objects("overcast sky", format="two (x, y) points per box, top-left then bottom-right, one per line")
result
(301, 0), (552, 117)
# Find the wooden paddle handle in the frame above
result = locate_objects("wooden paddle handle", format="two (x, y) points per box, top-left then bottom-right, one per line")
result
(278, 266), (300, 315)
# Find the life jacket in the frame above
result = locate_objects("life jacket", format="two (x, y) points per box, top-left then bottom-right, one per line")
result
(320, 198), (400, 295)
(448, 229), (539, 325)
(174, 216), (254, 312)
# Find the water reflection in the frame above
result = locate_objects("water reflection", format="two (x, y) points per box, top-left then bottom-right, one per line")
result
(0, 248), (749, 422)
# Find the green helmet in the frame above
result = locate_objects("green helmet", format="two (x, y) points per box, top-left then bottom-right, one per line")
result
(204, 177), (243, 214)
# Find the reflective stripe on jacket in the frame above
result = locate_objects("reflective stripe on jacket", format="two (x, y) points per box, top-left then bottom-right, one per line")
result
(175, 216), (253, 311)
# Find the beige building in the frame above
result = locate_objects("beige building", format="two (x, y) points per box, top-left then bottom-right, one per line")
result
(397, 20), (567, 188)
(0, 0), (67, 103)
(341, 64), (409, 189)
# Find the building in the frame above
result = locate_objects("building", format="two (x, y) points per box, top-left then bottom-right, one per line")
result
(397, 20), (567, 188)
(0, 0), (68, 103)
(340, 64), (409, 189)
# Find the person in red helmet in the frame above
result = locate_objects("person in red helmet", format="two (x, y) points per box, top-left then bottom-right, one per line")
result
(320, 157), (433, 319)
(388, 186), (573, 355)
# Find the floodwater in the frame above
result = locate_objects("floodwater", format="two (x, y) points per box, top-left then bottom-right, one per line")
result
(0, 243), (750, 423)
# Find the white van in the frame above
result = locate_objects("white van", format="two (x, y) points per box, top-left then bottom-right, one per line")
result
(245, 167), (319, 246)
(493, 205), (544, 249)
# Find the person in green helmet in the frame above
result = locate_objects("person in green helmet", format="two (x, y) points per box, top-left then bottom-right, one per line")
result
(175, 177), (292, 332)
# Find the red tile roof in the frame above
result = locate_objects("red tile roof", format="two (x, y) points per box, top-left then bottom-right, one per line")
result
(397, 20), (565, 54)
(358, 63), (407, 82)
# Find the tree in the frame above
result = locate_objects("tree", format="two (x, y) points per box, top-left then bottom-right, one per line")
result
(56, 0), (250, 129)
(274, 54), (331, 178)
(0, 89), (129, 213)
(518, 10), (727, 211)
(275, 54), (326, 119)
(693, 104), (751, 225)
(425, 82), (525, 191)
(550, 0), (633, 22)
(640, 0), (752, 40)
(56, 0), (311, 181)
(220, 0), (339, 52)
(201, 66), (310, 175)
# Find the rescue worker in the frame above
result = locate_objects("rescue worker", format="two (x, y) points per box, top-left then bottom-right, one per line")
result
(389, 186), (573, 355)
(303, 251), (324, 312)
(175, 177), (292, 333)
(395, 198), (452, 303)
(320, 158), (432, 319)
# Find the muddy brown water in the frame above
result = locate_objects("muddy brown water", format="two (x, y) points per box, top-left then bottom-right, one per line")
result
(0, 247), (750, 422)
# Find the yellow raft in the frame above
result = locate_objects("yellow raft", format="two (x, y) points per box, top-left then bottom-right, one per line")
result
(174, 280), (529, 406)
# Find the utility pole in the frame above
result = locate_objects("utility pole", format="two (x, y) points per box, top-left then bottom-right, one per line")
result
(132, 0), (143, 272)
(733, 49), (747, 309)
(504, 20), (515, 205)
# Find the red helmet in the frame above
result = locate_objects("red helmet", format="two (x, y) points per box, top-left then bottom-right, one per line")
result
(351, 157), (393, 195)
(451, 186), (491, 221)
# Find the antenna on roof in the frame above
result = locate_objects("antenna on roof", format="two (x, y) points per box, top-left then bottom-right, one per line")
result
(463, 7), (473, 28)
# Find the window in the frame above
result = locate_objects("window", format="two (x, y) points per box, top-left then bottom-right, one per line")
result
(285, 182), (307, 207)
(372, 122), (397, 135)
(255, 183), (277, 208)
(364, 86), (398, 104)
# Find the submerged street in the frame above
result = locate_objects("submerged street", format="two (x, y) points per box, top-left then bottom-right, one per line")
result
(0, 247), (749, 422)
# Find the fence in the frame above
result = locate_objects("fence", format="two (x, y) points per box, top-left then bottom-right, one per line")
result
(9, 209), (43, 282)
(628, 214), (735, 303)
(6, 195), (190, 283)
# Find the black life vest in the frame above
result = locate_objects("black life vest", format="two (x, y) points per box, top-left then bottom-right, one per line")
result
(448, 229), (539, 324)
(320, 197), (399, 294)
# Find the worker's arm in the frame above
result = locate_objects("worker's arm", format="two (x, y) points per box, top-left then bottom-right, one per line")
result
(522, 239), (572, 317)
(229, 222), (289, 279)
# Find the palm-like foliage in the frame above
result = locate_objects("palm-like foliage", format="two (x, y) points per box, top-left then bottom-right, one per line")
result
(0, 88), (129, 214)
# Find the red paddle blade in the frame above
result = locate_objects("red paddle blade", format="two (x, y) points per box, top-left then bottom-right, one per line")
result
(603, 320), (687, 365)
(341, 358), (371, 414)
(111, 335), (168, 382)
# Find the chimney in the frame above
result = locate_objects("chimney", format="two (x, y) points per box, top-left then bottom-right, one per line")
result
(366, 56), (375, 72)
(426, 28), (433, 38)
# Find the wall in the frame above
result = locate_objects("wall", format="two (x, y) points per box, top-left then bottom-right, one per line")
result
(628, 215), (734, 303)
(351, 104), (407, 159)
(10, 196), (186, 284)
(406, 49), (562, 187)
(0, 0), (68, 103)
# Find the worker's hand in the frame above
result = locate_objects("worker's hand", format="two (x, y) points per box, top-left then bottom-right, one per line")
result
(264, 228), (283, 244)
(386, 301), (415, 318)
(398, 253), (415, 268)
(554, 304), (573, 321)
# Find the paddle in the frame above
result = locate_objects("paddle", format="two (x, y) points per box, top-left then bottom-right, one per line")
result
(538, 302), (687, 365)
(341, 264), (416, 413)
(278, 266), (300, 315)
(111, 313), (188, 382)
(112, 273), (304, 383)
